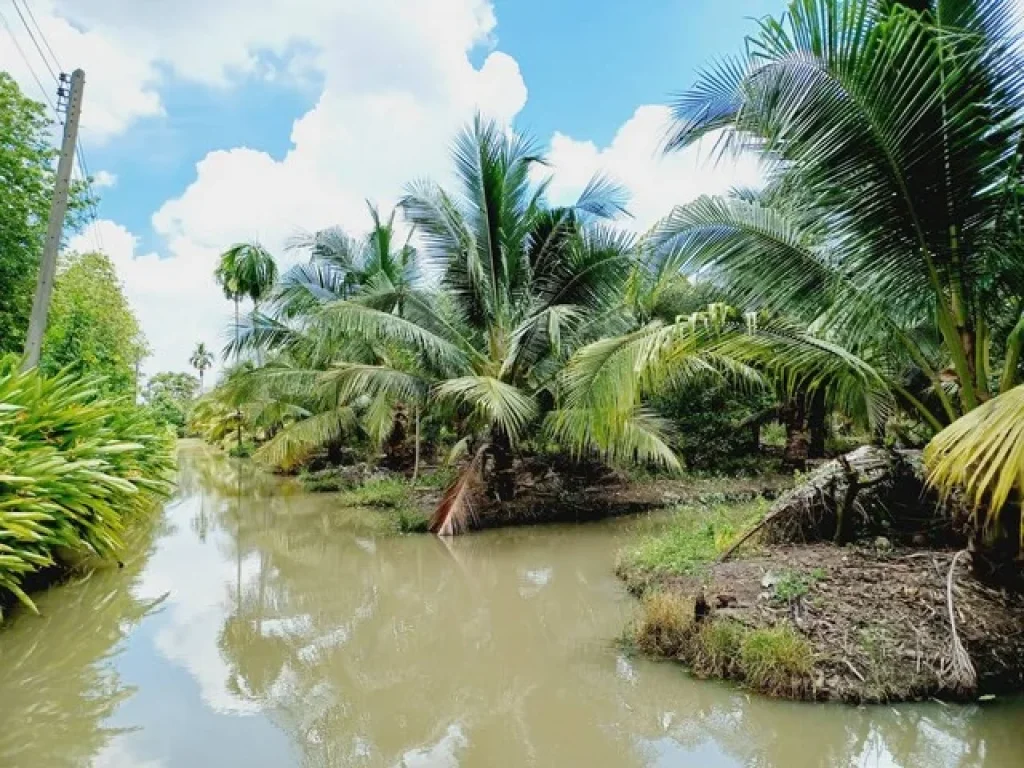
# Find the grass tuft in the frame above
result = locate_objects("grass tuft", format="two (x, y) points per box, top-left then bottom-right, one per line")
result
(630, 591), (694, 657)
(691, 619), (745, 678)
(739, 624), (815, 696)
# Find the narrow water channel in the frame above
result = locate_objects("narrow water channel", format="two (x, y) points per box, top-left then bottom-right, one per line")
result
(1, 442), (1021, 767)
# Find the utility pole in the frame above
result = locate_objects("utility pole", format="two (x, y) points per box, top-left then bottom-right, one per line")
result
(22, 69), (85, 370)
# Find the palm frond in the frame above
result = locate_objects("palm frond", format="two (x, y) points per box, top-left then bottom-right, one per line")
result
(435, 377), (538, 443)
(926, 385), (1024, 528)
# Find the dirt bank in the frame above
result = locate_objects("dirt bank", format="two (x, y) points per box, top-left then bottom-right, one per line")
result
(618, 446), (1024, 703)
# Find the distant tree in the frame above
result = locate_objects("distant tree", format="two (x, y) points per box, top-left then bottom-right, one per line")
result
(40, 252), (147, 396)
(214, 242), (277, 447)
(0, 73), (89, 355)
(143, 371), (200, 435)
(214, 242), (279, 336)
(190, 342), (215, 391)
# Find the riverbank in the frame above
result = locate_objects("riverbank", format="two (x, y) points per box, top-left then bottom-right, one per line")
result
(618, 503), (1024, 703)
(301, 458), (794, 533)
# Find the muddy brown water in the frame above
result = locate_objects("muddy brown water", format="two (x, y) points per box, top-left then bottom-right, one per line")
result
(1, 442), (1022, 767)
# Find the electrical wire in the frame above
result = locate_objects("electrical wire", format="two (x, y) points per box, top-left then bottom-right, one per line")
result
(19, 0), (62, 71)
(10, 0), (57, 80)
(0, 5), (56, 111)
(8, 0), (106, 253)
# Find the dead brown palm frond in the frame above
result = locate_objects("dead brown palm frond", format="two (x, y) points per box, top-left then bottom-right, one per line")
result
(429, 444), (488, 536)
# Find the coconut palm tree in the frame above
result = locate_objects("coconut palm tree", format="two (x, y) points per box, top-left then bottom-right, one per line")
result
(190, 342), (215, 392)
(215, 241), (278, 449)
(275, 202), (419, 320)
(219, 206), (425, 472)
(650, 0), (1024, 541)
(308, 115), (672, 534)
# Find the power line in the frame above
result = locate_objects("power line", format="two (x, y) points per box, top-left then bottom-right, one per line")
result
(6, 1), (105, 254)
(76, 141), (105, 253)
(0, 5), (56, 112)
(18, 0), (62, 72)
(10, 0), (57, 81)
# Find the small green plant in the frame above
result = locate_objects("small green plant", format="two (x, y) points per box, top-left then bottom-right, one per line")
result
(771, 568), (827, 604)
(395, 507), (430, 533)
(739, 624), (814, 696)
(414, 467), (457, 490)
(228, 440), (256, 458)
(0, 369), (175, 617)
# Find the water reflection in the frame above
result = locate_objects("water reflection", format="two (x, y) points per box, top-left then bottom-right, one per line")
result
(1, 441), (1022, 767)
(0, 505), (167, 767)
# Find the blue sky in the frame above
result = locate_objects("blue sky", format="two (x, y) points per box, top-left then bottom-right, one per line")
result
(2, 0), (784, 374)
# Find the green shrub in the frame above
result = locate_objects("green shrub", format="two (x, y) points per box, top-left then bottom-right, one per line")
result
(0, 369), (175, 617)
(653, 383), (773, 471)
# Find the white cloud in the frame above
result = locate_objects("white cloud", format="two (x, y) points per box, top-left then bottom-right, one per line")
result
(93, 169), (117, 187)
(0, 2), (162, 142)
(55, 3), (754, 380)
(65, 0), (527, 377)
(537, 105), (763, 232)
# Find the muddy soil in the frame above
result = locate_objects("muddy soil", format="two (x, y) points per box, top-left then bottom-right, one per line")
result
(621, 544), (1024, 703)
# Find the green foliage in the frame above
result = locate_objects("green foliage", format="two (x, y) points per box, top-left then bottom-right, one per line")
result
(664, 0), (1024, 539)
(0, 73), (90, 354)
(621, 499), (768, 576)
(771, 568), (827, 605)
(189, 342), (215, 389)
(330, 476), (429, 534)
(691, 619), (745, 678)
(335, 476), (410, 508)
(40, 252), (147, 396)
(142, 372), (200, 436)
(215, 242), (278, 306)
(652, 382), (773, 470)
(0, 368), (175, 617)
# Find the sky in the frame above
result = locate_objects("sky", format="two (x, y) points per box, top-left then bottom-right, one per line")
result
(0, 0), (791, 377)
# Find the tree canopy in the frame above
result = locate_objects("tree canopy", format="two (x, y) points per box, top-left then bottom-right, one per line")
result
(0, 72), (90, 355)
(41, 252), (148, 396)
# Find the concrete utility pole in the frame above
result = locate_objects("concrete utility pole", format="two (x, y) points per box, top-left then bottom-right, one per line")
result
(22, 68), (85, 370)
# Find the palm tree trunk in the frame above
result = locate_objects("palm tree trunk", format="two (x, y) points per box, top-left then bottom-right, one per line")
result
(808, 388), (827, 459)
(412, 406), (421, 483)
(490, 429), (516, 502)
(235, 298), (242, 452)
(780, 395), (808, 472)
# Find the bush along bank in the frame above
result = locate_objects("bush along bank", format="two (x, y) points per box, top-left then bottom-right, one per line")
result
(0, 368), (176, 619)
(619, 447), (1024, 703)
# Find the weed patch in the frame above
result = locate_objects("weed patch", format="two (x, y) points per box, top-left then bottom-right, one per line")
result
(771, 567), (827, 605)
(621, 499), (768, 577)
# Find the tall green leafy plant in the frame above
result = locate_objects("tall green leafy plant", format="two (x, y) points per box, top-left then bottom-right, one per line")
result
(0, 368), (175, 617)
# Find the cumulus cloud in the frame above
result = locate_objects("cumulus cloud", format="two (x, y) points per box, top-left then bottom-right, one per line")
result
(92, 169), (117, 187)
(537, 105), (763, 232)
(0, 1), (162, 142)
(51, 1), (757, 381)
(63, 0), (527, 377)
